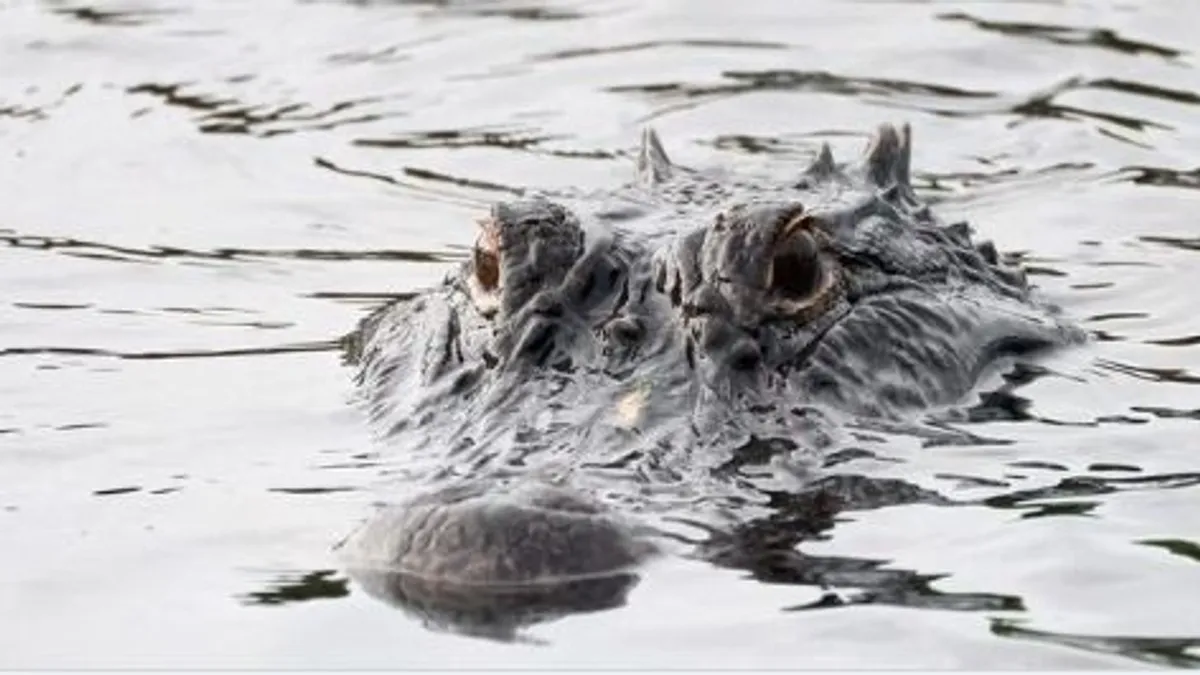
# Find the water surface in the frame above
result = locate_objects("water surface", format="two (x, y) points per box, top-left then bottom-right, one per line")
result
(2, 0), (1199, 669)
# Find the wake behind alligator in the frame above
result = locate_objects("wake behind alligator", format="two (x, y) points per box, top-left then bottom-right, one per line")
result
(336, 123), (1086, 639)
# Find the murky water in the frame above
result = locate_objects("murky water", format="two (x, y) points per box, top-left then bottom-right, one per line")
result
(2, 0), (1199, 669)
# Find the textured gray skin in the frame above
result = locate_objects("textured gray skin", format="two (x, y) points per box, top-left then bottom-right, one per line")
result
(339, 123), (1085, 634)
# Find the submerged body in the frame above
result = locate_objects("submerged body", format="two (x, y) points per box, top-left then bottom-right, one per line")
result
(339, 123), (1085, 636)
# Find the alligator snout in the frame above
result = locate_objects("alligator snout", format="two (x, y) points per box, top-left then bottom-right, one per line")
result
(339, 478), (658, 586)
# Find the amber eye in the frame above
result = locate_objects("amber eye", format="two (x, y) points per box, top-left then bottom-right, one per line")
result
(474, 245), (499, 292)
(473, 218), (501, 293)
(769, 230), (822, 298)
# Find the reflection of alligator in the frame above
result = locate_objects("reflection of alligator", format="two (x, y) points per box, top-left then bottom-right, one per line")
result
(337, 123), (1086, 638)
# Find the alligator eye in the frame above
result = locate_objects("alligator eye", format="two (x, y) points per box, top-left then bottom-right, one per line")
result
(766, 215), (842, 320)
(474, 245), (499, 292)
(769, 230), (822, 298)
(473, 217), (501, 293)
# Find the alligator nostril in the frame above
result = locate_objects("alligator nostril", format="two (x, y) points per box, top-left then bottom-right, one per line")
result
(609, 316), (644, 344)
(729, 341), (761, 372)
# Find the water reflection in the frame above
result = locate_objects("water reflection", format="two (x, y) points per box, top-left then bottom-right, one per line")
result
(349, 566), (640, 642)
(338, 471), (1023, 636)
(694, 475), (1025, 613)
(330, 384), (1200, 639)
(991, 618), (1200, 668)
(240, 569), (351, 606)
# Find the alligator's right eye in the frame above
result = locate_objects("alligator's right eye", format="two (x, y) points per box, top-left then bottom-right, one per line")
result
(766, 214), (842, 320)
(770, 230), (822, 298)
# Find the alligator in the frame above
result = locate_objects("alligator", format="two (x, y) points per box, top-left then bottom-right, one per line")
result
(336, 123), (1086, 639)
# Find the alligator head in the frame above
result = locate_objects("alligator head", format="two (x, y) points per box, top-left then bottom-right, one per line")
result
(339, 123), (1085, 638)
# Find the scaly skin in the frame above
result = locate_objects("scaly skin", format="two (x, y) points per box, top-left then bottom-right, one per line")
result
(337, 123), (1086, 637)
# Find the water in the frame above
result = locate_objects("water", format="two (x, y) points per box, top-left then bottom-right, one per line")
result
(2, 0), (1198, 668)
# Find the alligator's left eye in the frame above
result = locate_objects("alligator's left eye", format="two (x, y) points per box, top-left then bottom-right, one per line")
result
(472, 217), (501, 293)
(474, 244), (499, 292)
(467, 217), (504, 317)
(769, 230), (822, 298)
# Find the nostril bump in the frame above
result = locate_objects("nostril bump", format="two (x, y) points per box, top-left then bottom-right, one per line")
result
(609, 316), (644, 344)
(729, 341), (761, 372)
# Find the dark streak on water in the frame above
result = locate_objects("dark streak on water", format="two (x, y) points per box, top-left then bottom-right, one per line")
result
(93, 486), (142, 496)
(2, 233), (456, 265)
(239, 569), (351, 606)
(0, 340), (342, 361)
(991, 619), (1200, 669)
(268, 486), (359, 495)
(937, 12), (1186, 59)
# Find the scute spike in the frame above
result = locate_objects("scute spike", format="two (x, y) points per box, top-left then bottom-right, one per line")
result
(945, 221), (973, 244)
(896, 122), (912, 186)
(636, 126), (673, 185)
(805, 142), (837, 178)
(862, 122), (913, 189)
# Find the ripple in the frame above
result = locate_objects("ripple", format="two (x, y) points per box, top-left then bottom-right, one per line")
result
(1139, 538), (1200, 564)
(937, 12), (1186, 59)
(1145, 334), (1200, 348)
(608, 69), (996, 105)
(92, 486), (141, 496)
(313, 155), (520, 204)
(353, 126), (617, 161)
(614, 69), (1192, 141)
(777, 554), (1024, 613)
(1117, 167), (1200, 190)
(1130, 405), (1200, 421)
(991, 619), (1200, 669)
(127, 81), (398, 138)
(980, 472), (1200, 516)
(0, 83), (82, 123)
(337, 0), (588, 22)
(305, 290), (417, 307)
(0, 232), (456, 265)
(1094, 359), (1200, 385)
(915, 161), (1099, 204)
(268, 486), (359, 495)
(696, 475), (1023, 614)
(47, 3), (181, 28)
(0, 339), (341, 361)
(12, 301), (92, 311)
(1138, 235), (1200, 252)
(531, 38), (789, 62)
(354, 126), (563, 151)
